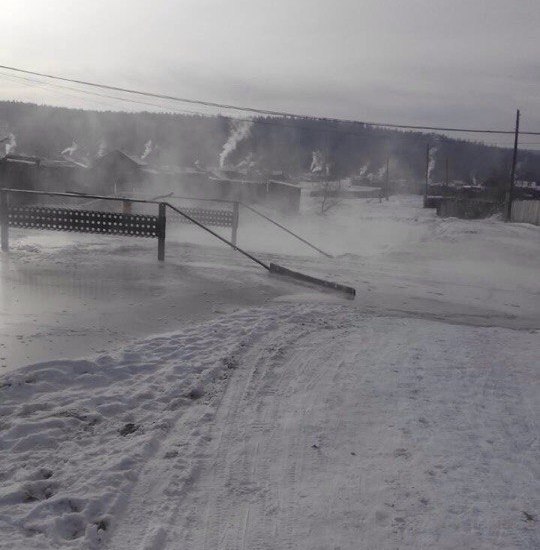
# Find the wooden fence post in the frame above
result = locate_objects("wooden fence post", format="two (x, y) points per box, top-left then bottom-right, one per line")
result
(0, 190), (8, 252)
(231, 201), (239, 246)
(157, 202), (166, 261)
(122, 200), (132, 214)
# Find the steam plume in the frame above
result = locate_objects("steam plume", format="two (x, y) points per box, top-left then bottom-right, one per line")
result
(237, 152), (256, 170)
(5, 133), (16, 155)
(428, 147), (437, 184)
(358, 164), (369, 177)
(141, 139), (153, 160)
(61, 140), (79, 157)
(97, 140), (107, 158)
(310, 150), (325, 173)
(219, 120), (253, 168)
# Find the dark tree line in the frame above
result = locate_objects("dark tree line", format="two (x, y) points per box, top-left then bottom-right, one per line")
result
(1, 101), (539, 190)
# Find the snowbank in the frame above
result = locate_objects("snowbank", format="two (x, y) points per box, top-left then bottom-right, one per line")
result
(0, 305), (306, 548)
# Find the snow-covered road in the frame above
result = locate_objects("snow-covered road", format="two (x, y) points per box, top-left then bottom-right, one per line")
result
(1, 305), (537, 549)
(112, 308), (538, 550)
(1, 196), (539, 549)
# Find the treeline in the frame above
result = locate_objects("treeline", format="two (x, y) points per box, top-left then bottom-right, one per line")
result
(1, 101), (539, 187)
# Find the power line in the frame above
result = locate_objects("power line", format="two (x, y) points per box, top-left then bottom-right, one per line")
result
(0, 71), (212, 116)
(0, 72), (412, 143)
(0, 71), (129, 111)
(7, 72), (540, 156)
(1, 63), (540, 136)
(3, 71), (540, 169)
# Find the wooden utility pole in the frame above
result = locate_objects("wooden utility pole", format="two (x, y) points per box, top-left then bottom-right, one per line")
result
(505, 109), (520, 221)
(445, 157), (449, 191)
(424, 143), (430, 204)
(385, 155), (390, 200)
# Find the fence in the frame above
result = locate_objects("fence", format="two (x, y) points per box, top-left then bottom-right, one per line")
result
(436, 198), (501, 219)
(511, 200), (540, 226)
(423, 195), (443, 209)
(0, 188), (353, 296)
(0, 189), (251, 265)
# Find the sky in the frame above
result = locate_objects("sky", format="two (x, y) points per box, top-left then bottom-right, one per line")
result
(1, 0), (539, 146)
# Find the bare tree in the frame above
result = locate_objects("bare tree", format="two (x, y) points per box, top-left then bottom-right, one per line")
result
(319, 178), (342, 214)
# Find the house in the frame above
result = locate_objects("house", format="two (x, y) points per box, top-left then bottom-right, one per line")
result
(90, 150), (147, 195)
(0, 154), (41, 204)
(40, 158), (89, 193)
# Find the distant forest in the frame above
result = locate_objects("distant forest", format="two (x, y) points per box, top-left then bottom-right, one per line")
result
(1, 101), (539, 187)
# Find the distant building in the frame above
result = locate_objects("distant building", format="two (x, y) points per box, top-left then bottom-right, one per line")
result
(40, 158), (88, 192)
(91, 150), (147, 195)
(515, 180), (539, 189)
(0, 154), (41, 204)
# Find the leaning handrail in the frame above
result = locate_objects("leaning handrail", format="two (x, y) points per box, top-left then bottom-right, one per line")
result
(163, 202), (269, 270)
(239, 202), (333, 258)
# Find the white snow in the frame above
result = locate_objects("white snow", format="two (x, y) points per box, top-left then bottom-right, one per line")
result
(1, 195), (539, 549)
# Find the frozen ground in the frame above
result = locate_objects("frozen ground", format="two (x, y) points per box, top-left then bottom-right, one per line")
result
(0, 195), (539, 549)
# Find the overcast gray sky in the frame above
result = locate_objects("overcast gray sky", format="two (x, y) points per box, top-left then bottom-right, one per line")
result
(1, 0), (539, 143)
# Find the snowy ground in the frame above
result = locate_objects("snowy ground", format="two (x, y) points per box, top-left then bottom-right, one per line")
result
(0, 195), (539, 549)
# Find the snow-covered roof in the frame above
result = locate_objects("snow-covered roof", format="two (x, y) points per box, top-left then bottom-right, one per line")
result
(93, 150), (147, 168)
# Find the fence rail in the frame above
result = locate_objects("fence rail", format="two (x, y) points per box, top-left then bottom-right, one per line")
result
(0, 188), (249, 265)
(0, 188), (355, 297)
(0, 189), (333, 260)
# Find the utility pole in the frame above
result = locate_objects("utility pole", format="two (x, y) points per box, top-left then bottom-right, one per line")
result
(445, 157), (449, 192)
(505, 109), (520, 221)
(385, 155), (390, 200)
(424, 143), (430, 205)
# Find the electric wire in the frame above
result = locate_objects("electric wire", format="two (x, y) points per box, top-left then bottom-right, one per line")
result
(3, 72), (533, 152)
(1, 64), (539, 136)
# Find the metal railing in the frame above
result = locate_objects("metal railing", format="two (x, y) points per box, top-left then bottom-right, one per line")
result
(239, 202), (332, 257)
(162, 194), (331, 257)
(0, 188), (354, 296)
(113, 191), (331, 257)
(0, 188), (264, 268)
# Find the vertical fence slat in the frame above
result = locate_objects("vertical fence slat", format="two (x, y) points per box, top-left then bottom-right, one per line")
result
(511, 200), (540, 226)
(231, 201), (239, 245)
(157, 202), (166, 261)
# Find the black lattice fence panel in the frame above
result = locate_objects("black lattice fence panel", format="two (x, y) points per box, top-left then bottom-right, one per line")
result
(8, 206), (161, 238)
(167, 207), (234, 228)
